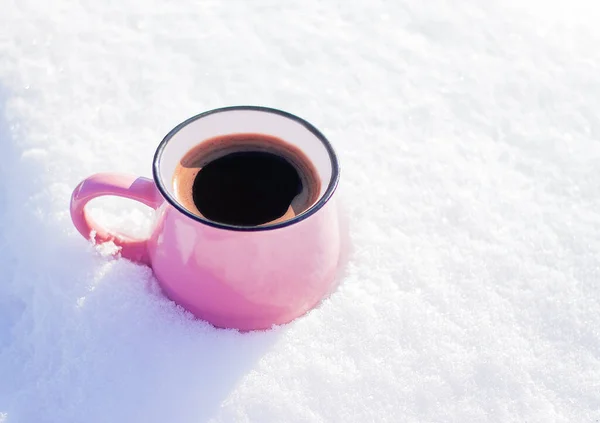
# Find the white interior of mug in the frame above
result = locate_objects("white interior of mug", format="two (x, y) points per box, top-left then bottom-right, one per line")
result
(156, 108), (335, 204)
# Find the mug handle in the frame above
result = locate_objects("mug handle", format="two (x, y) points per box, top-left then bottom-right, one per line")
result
(70, 173), (163, 265)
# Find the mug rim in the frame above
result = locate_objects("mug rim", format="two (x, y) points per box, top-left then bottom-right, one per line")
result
(152, 105), (340, 232)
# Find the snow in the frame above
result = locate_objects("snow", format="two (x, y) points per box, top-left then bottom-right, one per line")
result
(1, 0), (600, 421)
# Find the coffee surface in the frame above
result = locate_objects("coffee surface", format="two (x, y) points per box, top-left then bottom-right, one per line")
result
(173, 133), (320, 226)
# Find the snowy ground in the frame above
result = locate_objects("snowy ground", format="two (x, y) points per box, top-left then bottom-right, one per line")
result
(1, 0), (600, 422)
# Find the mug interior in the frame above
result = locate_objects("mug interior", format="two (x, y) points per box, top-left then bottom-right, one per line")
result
(153, 106), (339, 231)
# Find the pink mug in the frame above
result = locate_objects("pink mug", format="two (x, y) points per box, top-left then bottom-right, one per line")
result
(70, 106), (341, 330)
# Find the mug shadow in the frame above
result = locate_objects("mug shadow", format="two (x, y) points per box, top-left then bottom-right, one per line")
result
(64, 263), (283, 423)
(0, 85), (284, 423)
(6, 255), (283, 423)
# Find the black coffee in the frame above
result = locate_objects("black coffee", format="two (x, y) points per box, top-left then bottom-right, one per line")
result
(173, 133), (321, 226)
(195, 150), (303, 225)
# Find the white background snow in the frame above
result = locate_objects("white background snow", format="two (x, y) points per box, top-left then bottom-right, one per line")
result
(1, 0), (600, 421)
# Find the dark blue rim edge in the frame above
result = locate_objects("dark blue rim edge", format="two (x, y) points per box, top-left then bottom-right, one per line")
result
(152, 105), (340, 232)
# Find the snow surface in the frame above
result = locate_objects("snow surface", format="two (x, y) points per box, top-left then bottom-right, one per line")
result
(1, 0), (600, 421)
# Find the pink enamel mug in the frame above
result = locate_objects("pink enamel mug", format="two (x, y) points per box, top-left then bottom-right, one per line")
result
(70, 106), (341, 330)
